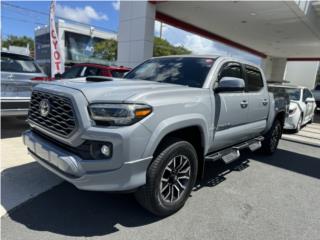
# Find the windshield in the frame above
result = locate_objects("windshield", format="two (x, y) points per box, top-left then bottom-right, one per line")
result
(124, 57), (215, 88)
(111, 70), (129, 78)
(1, 52), (42, 73)
(284, 88), (301, 101)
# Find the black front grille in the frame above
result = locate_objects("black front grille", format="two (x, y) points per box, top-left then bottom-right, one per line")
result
(28, 91), (76, 137)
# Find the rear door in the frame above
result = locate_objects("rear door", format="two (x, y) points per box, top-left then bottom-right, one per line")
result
(211, 62), (249, 151)
(244, 65), (269, 137)
(1, 52), (45, 98)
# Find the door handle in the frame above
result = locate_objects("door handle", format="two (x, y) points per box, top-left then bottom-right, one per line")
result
(240, 100), (248, 108)
(262, 99), (268, 106)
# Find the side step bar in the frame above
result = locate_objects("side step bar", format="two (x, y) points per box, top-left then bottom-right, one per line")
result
(205, 136), (264, 164)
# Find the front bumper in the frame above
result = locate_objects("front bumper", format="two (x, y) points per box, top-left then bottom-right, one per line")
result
(23, 130), (152, 191)
(284, 113), (300, 130)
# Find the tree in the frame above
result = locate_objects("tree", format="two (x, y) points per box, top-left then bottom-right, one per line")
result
(93, 37), (191, 60)
(93, 39), (117, 61)
(153, 37), (191, 57)
(2, 35), (35, 52)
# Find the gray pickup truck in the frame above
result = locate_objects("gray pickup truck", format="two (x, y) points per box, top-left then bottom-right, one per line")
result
(23, 55), (287, 216)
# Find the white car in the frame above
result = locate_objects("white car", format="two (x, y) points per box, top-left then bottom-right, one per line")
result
(268, 84), (316, 132)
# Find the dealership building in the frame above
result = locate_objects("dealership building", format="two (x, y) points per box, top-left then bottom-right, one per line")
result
(117, 1), (320, 88)
(34, 20), (117, 76)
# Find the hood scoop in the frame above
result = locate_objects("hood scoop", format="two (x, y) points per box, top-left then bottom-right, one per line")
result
(86, 76), (114, 82)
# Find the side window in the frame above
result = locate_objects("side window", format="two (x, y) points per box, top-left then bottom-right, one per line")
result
(218, 62), (243, 81)
(245, 65), (264, 92)
(84, 67), (100, 77)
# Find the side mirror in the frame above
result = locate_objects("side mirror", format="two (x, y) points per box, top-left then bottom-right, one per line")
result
(305, 97), (314, 103)
(54, 73), (62, 79)
(215, 77), (245, 93)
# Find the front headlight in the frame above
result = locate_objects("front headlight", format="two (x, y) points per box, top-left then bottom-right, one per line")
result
(88, 103), (152, 126)
(289, 103), (298, 115)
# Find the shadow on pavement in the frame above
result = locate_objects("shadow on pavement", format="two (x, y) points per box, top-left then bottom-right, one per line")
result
(4, 142), (320, 237)
(252, 148), (320, 179)
(1, 162), (62, 214)
(1, 117), (29, 139)
(6, 182), (161, 237)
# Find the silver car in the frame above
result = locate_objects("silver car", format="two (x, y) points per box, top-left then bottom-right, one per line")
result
(269, 84), (316, 132)
(1, 51), (47, 116)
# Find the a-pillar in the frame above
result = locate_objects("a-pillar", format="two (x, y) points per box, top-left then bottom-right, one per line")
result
(117, 1), (156, 68)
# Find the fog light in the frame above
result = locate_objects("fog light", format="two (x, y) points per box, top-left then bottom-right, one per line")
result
(101, 145), (111, 157)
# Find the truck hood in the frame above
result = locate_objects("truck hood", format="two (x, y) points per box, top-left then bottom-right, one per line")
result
(44, 78), (187, 102)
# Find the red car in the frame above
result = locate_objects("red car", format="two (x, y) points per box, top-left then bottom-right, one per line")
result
(54, 63), (131, 80)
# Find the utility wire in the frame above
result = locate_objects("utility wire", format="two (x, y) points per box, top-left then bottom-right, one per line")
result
(2, 15), (46, 26)
(2, 2), (117, 33)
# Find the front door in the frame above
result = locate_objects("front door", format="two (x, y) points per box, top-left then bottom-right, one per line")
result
(210, 62), (249, 151)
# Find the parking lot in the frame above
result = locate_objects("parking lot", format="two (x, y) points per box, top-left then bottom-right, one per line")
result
(1, 114), (320, 240)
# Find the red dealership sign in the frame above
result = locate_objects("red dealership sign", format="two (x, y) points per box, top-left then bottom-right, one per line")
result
(49, 0), (64, 77)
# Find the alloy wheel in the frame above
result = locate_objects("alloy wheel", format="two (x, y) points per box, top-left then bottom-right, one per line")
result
(160, 155), (191, 203)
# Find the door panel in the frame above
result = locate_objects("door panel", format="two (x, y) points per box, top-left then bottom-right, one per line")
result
(211, 92), (249, 151)
(210, 62), (249, 152)
(245, 65), (268, 136)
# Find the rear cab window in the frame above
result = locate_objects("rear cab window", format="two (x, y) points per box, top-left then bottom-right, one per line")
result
(1, 52), (42, 73)
(245, 65), (264, 91)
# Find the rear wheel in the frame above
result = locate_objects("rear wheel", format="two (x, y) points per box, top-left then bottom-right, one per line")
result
(135, 138), (198, 216)
(260, 119), (282, 155)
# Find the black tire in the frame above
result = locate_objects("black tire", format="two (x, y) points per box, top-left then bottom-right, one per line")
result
(260, 119), (282, 155)
(135, 138), (198, 217)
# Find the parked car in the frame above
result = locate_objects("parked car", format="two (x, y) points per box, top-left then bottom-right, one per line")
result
(268, 84), (316, 132)
(1, 51), (48, 116)
(311, 84), (320, 110)
(54, 63), (131, 79)
(23, 55), (288, 216)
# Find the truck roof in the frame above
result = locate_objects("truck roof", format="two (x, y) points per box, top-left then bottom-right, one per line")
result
(151, 55), (261, 69)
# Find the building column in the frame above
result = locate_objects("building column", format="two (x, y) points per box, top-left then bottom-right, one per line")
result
(117, 1), (156, 68)
(261, 56), (287, 82)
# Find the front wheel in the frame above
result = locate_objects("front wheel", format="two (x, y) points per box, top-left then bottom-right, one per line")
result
(260, 119), (282, 155)
(135, 138), (198, 217)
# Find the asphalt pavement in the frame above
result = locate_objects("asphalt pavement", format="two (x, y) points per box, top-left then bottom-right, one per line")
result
(1, 115), (320, 240)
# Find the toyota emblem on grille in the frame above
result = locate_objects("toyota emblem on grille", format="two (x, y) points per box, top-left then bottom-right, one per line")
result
(39, 99), (50, 117)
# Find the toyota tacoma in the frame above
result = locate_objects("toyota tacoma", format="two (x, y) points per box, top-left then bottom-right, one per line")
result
(23, 56), (288, 216)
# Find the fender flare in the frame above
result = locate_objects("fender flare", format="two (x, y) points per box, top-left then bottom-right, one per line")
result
(142, 114), (209, 158)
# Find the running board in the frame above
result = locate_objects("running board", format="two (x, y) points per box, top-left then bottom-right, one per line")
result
(205, 136), (264, 164)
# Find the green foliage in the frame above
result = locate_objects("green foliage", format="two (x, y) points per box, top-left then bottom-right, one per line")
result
(93, 38), (117, 61)
(153, 37), (191, 57)
(2, 35), (35, 52)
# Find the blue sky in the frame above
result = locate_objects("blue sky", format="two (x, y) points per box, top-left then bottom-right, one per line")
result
(1, 0), (261, 64)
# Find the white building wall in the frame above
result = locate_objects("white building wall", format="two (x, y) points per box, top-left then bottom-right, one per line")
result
(284, 61), (320, 89)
